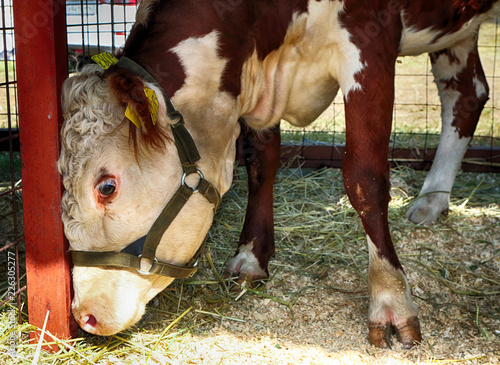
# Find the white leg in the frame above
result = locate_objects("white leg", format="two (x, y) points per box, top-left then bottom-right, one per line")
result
(407, 36), (489, 225)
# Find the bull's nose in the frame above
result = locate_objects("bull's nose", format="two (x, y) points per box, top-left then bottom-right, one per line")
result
(77, 312), (99, 334)
(84, 314), (97, 327)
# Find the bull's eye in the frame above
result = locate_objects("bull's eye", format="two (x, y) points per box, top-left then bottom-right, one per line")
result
(97, 179), (116, 197)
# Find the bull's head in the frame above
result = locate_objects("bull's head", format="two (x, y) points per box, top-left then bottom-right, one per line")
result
(58, 61), (236, 335)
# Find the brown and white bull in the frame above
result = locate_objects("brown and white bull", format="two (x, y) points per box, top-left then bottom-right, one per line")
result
(58, 0), (498, 348)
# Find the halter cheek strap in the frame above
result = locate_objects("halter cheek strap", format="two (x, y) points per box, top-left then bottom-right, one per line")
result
(70, 56), (221, 278)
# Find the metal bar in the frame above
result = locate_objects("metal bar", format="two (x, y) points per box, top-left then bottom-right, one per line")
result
(0, 185), (21, 198)
(0, 131), (20, 141)
(0, 0), (22, 327)
(0, 285), (27, 308)
(0, 80), (18, 87)
(13, 0), (78, 346)
(3, 125), (499, 171)
(0, 237), (23, 253)
(236, 145), (500, 172)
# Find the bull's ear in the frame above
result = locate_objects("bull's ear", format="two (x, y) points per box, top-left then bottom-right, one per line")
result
(125, 86), (159, 128)
(107, 68), (155, 128)
(107, 68), (170, 152)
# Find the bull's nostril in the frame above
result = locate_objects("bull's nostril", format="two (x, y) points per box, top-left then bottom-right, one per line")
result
(75, 311), (100, 334)
(86, 314), (97, 327)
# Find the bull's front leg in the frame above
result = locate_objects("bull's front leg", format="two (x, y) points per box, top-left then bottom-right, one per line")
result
(344, 88), (421, 348)
(406, 36), (489, 225)
(225, 121), (281, 284)
(340, 21), (421, 348)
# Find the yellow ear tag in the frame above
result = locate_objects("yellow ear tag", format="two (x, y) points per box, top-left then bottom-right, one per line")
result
(125, 105), (142, 128)
(143, 87), (159, 125)
(91, 52), (119, 69)
(125, 87), (159, 128)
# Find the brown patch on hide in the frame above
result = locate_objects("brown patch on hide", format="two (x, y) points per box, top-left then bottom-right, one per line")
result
(429, 38), (489, 139)
(339, 0), (403, 270)
(403, 0), (497, 40)
(106, 66), (171, 158)
(450, 43), (489, 138)
(216, 0), (309, 97)
(122, 0), (310, 98)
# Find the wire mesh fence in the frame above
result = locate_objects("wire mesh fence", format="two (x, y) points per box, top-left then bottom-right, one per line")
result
(67, 0), (138, 67)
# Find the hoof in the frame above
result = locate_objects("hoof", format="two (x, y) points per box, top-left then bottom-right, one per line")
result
(406, 193), (449, 225)
(222, 271), (268, 291)
(369, 322), (394, 349)
(225, 243), (268, 290)
(396, 316), (422, 349)
(369, 317), (422, 349)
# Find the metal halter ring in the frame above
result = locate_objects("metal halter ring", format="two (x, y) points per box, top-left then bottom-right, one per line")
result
(187, 257), (200, 278)
(181, 169), (204, 193)
(137, 254), (158, 276)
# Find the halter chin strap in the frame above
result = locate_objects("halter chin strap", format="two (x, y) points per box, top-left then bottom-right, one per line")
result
(70, 56), (221, 278)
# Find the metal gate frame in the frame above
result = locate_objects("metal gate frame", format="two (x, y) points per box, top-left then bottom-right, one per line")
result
(13, 0), (78, 345)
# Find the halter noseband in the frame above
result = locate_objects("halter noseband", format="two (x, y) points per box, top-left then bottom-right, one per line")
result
(70, 55), (221, 278)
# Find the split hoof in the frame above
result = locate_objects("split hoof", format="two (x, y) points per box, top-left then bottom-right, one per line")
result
(224, 248), (269, 291)
(406, 193), (449, 226)
(369, 317), (422, 349)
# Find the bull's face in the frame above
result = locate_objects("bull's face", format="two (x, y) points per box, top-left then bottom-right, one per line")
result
(58, 65), (218, 335)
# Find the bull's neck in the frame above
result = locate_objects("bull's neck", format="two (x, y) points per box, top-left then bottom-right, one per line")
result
(170, 88), (241, 197)
(126, 43), (240, 196)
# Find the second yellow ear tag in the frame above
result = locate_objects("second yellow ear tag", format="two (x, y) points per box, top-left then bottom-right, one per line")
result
(143, 87), (159, 125)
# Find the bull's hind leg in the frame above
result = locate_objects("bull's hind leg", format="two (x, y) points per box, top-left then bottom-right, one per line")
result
(226, 122), (281, 284)
(406, 36), (489, 225)
(340, 18), (421, 348)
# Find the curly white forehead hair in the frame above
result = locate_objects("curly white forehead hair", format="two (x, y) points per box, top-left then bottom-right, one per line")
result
(58, 65), (123, 180)
(57, 64), (126, 242)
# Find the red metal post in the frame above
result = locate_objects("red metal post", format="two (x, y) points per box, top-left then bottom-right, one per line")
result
(13, 0), (78, 344)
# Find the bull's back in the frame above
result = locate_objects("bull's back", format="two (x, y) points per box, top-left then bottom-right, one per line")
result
(267, 0), (500, 128)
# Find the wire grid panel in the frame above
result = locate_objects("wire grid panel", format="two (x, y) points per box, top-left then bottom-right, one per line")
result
(0, 0), (24, 325)
(67, 0), (138, 64)
(281, 21), (500, 167)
